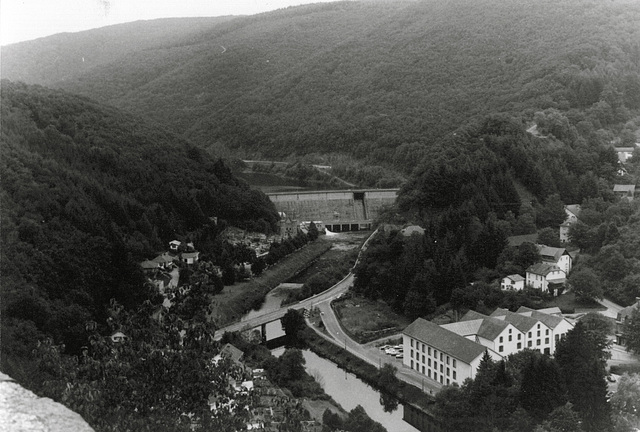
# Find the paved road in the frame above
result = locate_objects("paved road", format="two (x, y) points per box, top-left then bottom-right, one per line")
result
(310, 294), (442, 396)
(597, 298), (625, 319)
(213, 228), (440, 394)
(214, 230), (378, 340)
(213, 274), (353, 340)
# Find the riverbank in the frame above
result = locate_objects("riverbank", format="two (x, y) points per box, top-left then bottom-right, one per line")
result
(210, 240), (332, 327)
(299, 327), (435, 412)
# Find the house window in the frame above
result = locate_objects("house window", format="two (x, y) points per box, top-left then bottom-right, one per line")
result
(447, 378), (450, 385)
(447, 368), (450, 376)
(546, 329), (549, 335)
(440, 364), (443, 373)
(434, 349), (437, 358)
(440, 353), (443, 362)
(555, 335), (559, 342)
(545, 338), (549, 344)
(453, 371), (456, 380)
(411, 339), (414, 347)
(499, 336), (503, 343)
(508, 335), (512, 342)
(509, 328), (512, 334)
(446, 356), (450, 365)
(411, 360), (414, 369)
(537, 331), (540, 337)
(499, 345), (504, 352)
(528, 341), (532, 347)
(428, 369), (431, 378)
(518, 334), (521, 340)
(537, 324), (540, 329)
(440, 376), (443, 384)
(422, 366), (425, 374)
(453, 359), (457, 368)
(428, 347), (432, 356)
(528, 332), (532, 338)
(422, 355), (425, 363)
(428, 359), (431, 367)
(517, 343), (521, 349)
(422, 345), (425, 353)
(537, 339), (541, 346)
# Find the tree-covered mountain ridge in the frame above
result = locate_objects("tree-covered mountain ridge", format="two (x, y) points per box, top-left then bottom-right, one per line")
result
(0, 80), (279, 357)
(3, 0), (639, 169)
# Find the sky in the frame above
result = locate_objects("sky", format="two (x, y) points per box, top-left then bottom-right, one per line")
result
(0, 0), (340, 46)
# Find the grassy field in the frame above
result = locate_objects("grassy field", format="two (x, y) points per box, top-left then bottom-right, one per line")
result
(209, 239), (332, 327)
(542, 291), (607, 314)
(333, 295), (413, 344)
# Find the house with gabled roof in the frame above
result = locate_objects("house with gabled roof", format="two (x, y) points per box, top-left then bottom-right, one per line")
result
(516, 306), (574, 352)
(538, 245), (572, 275)
(615, 298), (640, 345)
(501, 274), (525, 291)
(152, 252), (176, 269)
(403, 307), (573, 388)
(491, 308), (557, 355)
(442, 311), (521, 356)
(614, 184), (636, 201)
(403, 318), (502, 387)
(181, 251), (200, 265)
(560, 204), (581, 243)
(526, 262), (566, 295)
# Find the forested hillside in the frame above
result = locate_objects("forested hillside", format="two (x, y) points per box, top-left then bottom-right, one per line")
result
(0, 17), (233, 86)
(0, 80), (278, 365)
(3, 0), (639, 175)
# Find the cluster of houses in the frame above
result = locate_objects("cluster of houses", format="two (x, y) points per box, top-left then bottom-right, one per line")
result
(402, 306), (574, 387)
(210, 344), (322, 432)
(500, 241), (575, 296)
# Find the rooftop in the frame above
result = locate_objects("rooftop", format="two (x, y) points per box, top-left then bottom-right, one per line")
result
(404, 318), (488, 364)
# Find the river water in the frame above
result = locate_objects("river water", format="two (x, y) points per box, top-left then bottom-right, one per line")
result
(273, 348), (422, 432)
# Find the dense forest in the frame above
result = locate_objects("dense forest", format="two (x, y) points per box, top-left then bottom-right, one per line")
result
(3, 0), (639, 182)
(3, 0), (640, 429)
(0, 81), (279, 375)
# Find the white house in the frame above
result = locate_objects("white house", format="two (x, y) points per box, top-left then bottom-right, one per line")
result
(516, 306), (574, 353)
(169, 240), (182, 252)
(181, 251), (200, 265)
(490, 309), (555, 355)
(403, 307), (574, 388)
(526, 262), (566, 295)
(538, 245), (572, 275)
(501, 274), (525, 291)
(403, 318), (501, 387)
(441, 311), (522, 356)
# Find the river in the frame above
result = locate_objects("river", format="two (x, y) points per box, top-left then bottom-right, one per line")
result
(273, 347), (424, 432)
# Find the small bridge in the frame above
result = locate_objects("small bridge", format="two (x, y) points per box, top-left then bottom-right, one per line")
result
(268, 189), (398, 232)
(213, 305), (305, 342)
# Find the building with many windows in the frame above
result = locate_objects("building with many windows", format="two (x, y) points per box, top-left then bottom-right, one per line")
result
(402, 308), (573, 387)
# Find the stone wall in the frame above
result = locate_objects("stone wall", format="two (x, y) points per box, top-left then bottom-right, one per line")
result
(0, 372), (95, 432)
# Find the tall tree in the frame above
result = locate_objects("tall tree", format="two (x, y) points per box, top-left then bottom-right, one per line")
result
(555, 322), (611, 431)
(622, 307), (640, 355)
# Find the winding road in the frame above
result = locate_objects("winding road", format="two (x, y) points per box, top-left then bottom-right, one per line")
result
(213, 229), (442, 395)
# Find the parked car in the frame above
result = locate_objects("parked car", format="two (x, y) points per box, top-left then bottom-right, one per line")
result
(379, 345), (390, 351)
(395, 353), (404, 359)
(385, 348), (398, 356)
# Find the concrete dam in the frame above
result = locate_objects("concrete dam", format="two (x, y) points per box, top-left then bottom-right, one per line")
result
(267, 189), (399, 232)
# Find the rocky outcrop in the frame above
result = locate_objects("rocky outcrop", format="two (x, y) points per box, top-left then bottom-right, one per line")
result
(0, 372), (94, 432)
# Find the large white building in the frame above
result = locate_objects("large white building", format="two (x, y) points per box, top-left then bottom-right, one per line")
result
(402, 308), (573, 387)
